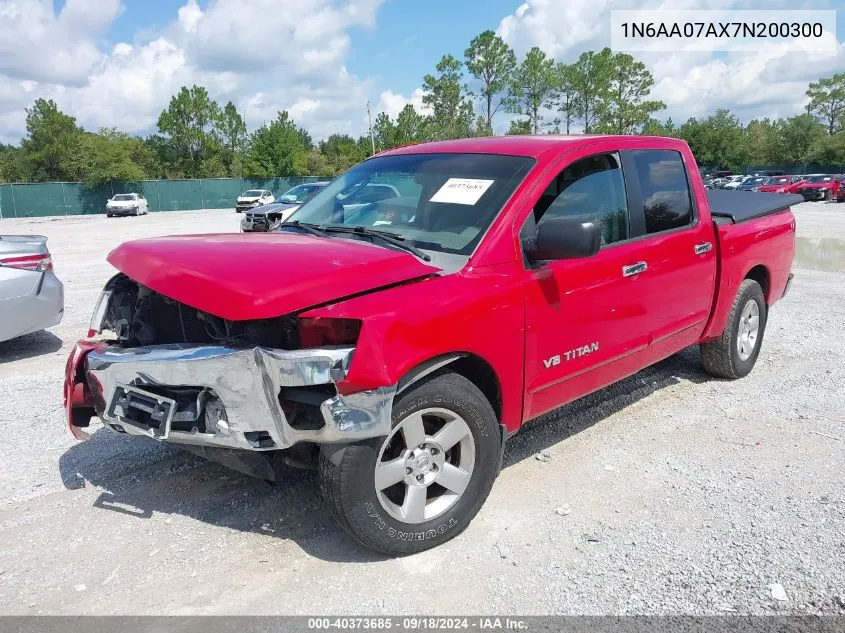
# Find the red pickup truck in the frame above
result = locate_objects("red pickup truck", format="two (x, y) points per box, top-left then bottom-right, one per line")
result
(64, 136), (798, 555)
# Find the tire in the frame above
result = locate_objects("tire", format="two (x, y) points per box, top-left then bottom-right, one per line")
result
(319, 370), (501, 556)
(701, 279), (767, 379)
(106, 213), (112, 218)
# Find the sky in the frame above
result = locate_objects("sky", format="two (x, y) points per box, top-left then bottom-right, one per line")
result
(0, 0), (842, 144)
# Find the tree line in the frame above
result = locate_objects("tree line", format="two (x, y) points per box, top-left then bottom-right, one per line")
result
(0, 30), (843, 186)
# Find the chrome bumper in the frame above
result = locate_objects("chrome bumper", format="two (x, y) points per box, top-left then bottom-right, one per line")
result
(85, 344), (394, 451)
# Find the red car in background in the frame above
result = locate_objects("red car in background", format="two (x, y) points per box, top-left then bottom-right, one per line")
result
(834, 175), (845, 202)
(757, 175), (803, 193)
(794, 174), (840, 201)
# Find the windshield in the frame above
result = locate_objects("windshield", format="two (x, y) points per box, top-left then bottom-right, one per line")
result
(744, 177), (765, 185)
(287, 153), (535, 256)
(243, 190), (265, 197)
(764, 177), (790, 185)
(112, 194), (136, 201)
(805, 175), (832, 183)
(276, 184), (323, 204)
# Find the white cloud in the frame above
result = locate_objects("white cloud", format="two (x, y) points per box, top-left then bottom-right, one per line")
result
(497, 0), (844, 128)
(375, 88), (428, 120)
(0, 0), (122, 85)
(0, 0), (387, 144)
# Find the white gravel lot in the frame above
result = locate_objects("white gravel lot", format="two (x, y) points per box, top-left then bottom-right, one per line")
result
(0, 202), (843, 615)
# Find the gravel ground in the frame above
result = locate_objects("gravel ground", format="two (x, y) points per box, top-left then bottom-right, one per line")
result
(0, 203), (843, 615)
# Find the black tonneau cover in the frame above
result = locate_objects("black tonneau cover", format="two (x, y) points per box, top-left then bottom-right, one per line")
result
(707, 190), (803, 224)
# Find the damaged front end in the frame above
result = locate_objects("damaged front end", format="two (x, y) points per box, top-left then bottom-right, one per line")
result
(65, 274), (395, 478)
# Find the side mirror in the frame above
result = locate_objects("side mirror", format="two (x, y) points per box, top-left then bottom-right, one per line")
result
(526, 216), (601, 261)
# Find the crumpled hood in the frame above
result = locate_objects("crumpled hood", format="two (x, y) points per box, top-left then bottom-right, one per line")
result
(107, 232), (441, 321)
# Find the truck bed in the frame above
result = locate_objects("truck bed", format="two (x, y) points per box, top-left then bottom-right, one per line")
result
(707, 190), (803, 224)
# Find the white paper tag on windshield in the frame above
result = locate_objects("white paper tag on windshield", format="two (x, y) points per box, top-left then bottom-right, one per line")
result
(430, 178), (494, 205)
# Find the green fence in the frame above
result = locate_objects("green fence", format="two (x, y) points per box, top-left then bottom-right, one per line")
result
(0, 177), (326, 219)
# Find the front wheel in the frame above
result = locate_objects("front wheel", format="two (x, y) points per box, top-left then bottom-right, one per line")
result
(701, 279), (767, 379)
(319, 371), (501, 556)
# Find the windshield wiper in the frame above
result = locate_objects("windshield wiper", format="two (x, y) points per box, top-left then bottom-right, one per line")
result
(283, 221), (328, 237)
(321, 225), (432, 262)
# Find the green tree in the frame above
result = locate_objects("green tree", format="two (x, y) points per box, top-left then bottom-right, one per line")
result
(744, 118), (784, 165)
(305, 147), (331, 176)
(806, 73), (845, 135)
(245, 111), (311, 176)
(395, 104), (430, 144)
(20, 98), (83, 181)
(599, 52), (665, 134)
(780, 114), (826, 164)
(552, 62), (577, 134)
(569, 48), (614, 133)
(422, 55), (474, 140)
(808, 132), (845, 165)
(320, 134), (367, 174)
(214, 101), (248, 175)
(0, 144), (29, 183)
(678, 109), (748, 170)
(73, 129), (152, 188)
(373, 112), (400, 151)
(641, 118), (679, 137)
(156, 85), (222, 177)
(506, 119), (532, 135)
(464, 30), (516, 135)
(508, 47), (557, 134)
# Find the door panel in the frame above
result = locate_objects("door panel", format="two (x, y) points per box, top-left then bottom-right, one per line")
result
(523, 241), (653, 420)
(620, 148), (717, 353)
(628, 224), (715, 350)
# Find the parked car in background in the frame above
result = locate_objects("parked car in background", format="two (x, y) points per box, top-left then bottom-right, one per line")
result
(722, 175), (748, 190)
(836, 176), (845, 202)
(757, 176), (797, 193)
(235, 190), (275, 213)
(105, 193), (148, 217)
(709, 177), (732, 189)
(1, 235), (64, 342)
(795, 175), (839, 201)
(241, 182), (329, 232)
(67, 135), (797, 555)
(736, 176), (768, 191)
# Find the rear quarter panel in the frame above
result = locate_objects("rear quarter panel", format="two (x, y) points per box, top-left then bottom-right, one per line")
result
(701, 210), (796, 341)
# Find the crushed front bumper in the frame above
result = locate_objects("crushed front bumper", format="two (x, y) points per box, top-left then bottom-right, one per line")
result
(65, 341), (395, 451)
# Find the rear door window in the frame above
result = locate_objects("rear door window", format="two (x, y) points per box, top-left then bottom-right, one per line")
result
(627, 150), (694, 234)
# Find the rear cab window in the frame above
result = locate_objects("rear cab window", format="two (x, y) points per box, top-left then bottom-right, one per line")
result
(625, 149), (695, 235)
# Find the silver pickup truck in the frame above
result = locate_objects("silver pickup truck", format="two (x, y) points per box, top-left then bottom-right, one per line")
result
(240, 183), (329, 232)
(240, 183), (404, 232)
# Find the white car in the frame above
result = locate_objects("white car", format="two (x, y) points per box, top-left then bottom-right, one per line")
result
(105, 193), (149, 217)
(235, 190), (275, 213)
(722, 175), (747, 190)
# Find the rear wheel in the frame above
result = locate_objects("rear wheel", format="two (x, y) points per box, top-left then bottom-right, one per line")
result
(701, 279), (767, 379)
(319, 371), (501, 556)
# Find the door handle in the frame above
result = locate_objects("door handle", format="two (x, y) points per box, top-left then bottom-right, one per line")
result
(622, 261), (647, 277)
(695, 242), (713, 255)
